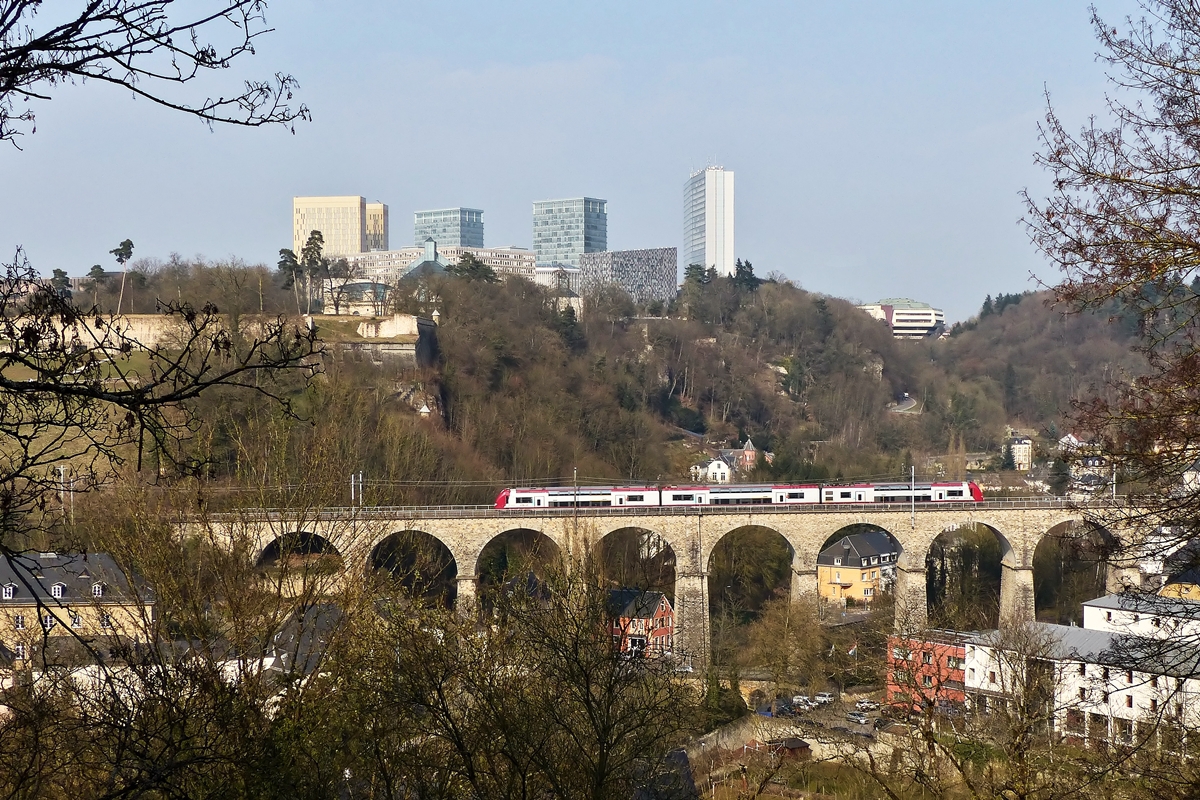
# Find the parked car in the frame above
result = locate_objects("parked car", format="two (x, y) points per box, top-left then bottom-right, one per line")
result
(846, 712), (870, 726)
(792, 695), (814, 708)
(855, 700), (880, 712)
(814, 692), (836, 705)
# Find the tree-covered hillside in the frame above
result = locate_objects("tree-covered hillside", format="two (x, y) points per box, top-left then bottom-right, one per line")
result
(162, 262), (1142, 503)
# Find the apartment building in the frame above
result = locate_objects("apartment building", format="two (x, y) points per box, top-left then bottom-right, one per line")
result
(0, 552), (155, 664)
(816, 531), (899, 606)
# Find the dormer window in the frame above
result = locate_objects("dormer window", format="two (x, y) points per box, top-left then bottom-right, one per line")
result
(50, 583), (64, 599)
(2, 584), (13, 600)
(92, 583), (104, 598)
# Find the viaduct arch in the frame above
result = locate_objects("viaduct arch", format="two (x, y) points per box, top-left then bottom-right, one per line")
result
(199, 502), (1136, 669)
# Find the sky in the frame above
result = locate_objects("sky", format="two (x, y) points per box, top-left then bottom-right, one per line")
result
(0, 0), (1145, 322)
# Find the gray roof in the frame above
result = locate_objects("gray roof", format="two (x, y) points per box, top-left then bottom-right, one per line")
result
(1082, 592), (1200, 619)
(969, 622), (1200, 679)
(0, 552), (148, 605)
(607, 589), (670, 619)
(817, 531), (898, 565)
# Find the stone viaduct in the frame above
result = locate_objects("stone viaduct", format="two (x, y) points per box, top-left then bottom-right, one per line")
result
(190, 500), (1141, 668)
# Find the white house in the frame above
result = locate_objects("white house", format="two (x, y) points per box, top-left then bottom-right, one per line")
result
(689, 457), (731, 485)
(963, 594), (1200, 747)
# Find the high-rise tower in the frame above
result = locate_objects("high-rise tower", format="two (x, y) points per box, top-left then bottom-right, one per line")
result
(683, 166), (735, 276)
(532, 197), (607, 267)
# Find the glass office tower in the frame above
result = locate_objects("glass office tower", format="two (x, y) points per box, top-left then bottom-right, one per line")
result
(683, 166), (735, 276)
(414, 208), (484, 247)
(532, 197), (607, 267)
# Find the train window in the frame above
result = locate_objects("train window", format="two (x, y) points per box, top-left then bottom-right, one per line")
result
(948, 490), (963, 497)
(672, 494), (694, 501)
(515, 497), (533, 504)
(787, 492), (802, 499)
(840, 491), (851, 499)
(627, 494), (644, 502)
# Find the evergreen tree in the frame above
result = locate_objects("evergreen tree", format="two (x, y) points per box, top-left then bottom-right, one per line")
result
(981, 294), (994, 317)
(1002, 442), (1016, 470)
(448, 252), (498, 283)
(733, 258), (759, 292)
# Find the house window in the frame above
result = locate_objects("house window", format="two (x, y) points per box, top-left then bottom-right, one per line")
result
(50, 584), (63, 599)
(863, 587), (874, 597)
(13, 614), (23, 630)
(1151, 676), (1159, 689)
(922, 675), (933, 688)
(1101, 668), (1109, 681)
(1126, 695), (1133, 708)
(70, 614), (81, 629)
(1, 585), (12, 600)
(872, 570), (878, 579)
(93, 583), (104, 598)
(833, 558), (842, 566)
(989, 671), (996, 684)
(1079, 687), (1087, 700)
(13, 644), (24, 659)
(1078, 663), (1086, 676)
(968, 668), (975, 680)
(42, 614), (54, 631)
(1151, 699), (1159, 713)
(923, 652), (933, 665)
(1126, 670), (1133, 684)
(1106, 611), (1113, 622)
(100, 613), (112, 629)
(835, 572), (841, 582)
(861, 572), (869, 582)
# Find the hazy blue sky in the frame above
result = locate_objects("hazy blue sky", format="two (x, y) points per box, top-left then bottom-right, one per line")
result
(2, 0), (1143, 321)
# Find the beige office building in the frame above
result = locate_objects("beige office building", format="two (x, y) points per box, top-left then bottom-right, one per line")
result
(293, 196), (390, 256)
(366, 203), (389, 251)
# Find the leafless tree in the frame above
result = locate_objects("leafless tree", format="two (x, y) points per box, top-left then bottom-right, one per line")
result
(0, 0), (309, 146)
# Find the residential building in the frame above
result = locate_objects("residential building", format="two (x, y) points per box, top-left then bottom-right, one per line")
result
(964, 620), (1200, 748)
(690, 457), (731, 484)
(1007, 436), (1034, 471)
(886, 631), (970, 711)
(816, 531), (899, 606)
(0, 552), (155, 664)
(719, 438), (772, 473)
(683, 166), (735, 276)
(857, 298), (946, 339)
(579, 248), (678, 303)
(533, 197), (607, 267)
(293, 196), (371, 256)
(414, 208), (484, 248)
(366, 203), (389, 251)
(958, 593), (1200, 748)
(344, 245), (536, 284)
(607, 589), (674, 657)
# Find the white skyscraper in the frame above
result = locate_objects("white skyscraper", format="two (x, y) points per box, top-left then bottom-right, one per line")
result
(683, 166), (735, 276)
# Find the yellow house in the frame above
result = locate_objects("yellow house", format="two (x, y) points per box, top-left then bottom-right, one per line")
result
(1159, 568), (1200, 600)
(816, 531), (899, 606)
(0, 552), (155, 664)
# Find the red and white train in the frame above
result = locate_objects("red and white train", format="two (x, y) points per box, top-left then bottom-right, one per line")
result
(493, 481), (983, 509)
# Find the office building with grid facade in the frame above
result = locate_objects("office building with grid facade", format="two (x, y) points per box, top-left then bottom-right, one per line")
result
(579, 248), (678, 303)
(414, 208), (484, 247)
(533, 197), (607, 267)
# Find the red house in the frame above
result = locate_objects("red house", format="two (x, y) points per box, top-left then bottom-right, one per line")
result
(607, 589), (674, 657)
(886, 631), (969, 712)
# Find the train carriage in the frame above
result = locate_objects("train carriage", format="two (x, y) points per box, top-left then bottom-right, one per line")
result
(495, 481), (982, 509)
